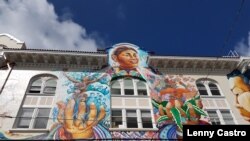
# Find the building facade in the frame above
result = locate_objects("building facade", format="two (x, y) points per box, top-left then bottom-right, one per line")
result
(0, 34), (250, 140)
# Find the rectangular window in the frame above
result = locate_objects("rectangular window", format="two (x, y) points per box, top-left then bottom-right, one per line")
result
(29, 86), (41, 93)
(207, 110), (221, 125)
(33, 108), (51, 129)
(124, 79), (134, 96)
(43, 87), (56, 94)
(14, 108), (51, 129)
(197, 83), (208, 95)
(111, 110), (122, 128)
(126, 110), (138, 128)
(124, 89), (134, 95)
(111, 109), (154, 129)
(138, 89), (147, 96)
(141, 110), (153, 128)
(111, 88), (121, 95)
(210, 89), (221, 96)
(220, 110), (235, 124)
(14, 108), (34, 128)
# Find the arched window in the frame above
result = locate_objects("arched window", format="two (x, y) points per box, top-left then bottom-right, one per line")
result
(208, 83), (221, 96)
(196, 83), (208, 96)
(196, 79), (222, 96)
(196, 78), (236, 125)
(29, 78), (42, 93)
(137, 81), (147, 96)
(27, 75), (57, 95)
(44, 79), (57, 94)
(13, 74), (57, 129)
(124, 78), (134, 95)
(111, 80), (121, 95)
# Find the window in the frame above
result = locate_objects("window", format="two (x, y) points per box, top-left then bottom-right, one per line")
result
(206, 110), (235, 125)
(124, 79), (134, 95)
(13, 74), (57, 129)
(196, 79), (223, 96)
(33, 108), (51, 128)
(137, 81), (147, 96)
(141, 110), (153, 128)
(111, 81), (121, 95)
(111, 110), (122, 128)
(196, 83), (208, 96)
(207, 110), (221, 125)
(27, 76), (57, 95)
(14, 108), (51, 129)
(29, 79), (42, 93)
(209, 83), (220, 96)
(110, 78), (154, 129)
(126, 110), (138, 128)
(220, 110), (235, 124)
(111, 78), (148, 96)
(44, 79), (57, 94)
(14, 108), (34, 128)
(111, 109), (154, 129)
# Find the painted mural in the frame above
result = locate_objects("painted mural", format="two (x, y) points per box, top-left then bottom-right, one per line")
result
(227, 69), (250, 121)
(108, 43), (148, 80)
(50, 72), (111, 139)
(0, 43), (209, 140)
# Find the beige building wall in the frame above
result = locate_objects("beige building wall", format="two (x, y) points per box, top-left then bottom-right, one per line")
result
(0, 34), (26, 49)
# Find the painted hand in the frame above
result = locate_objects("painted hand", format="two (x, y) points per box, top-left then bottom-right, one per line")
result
(57, 99), (106, 139)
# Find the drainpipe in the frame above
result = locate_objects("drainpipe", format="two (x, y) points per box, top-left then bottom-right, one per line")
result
(0, 54), (15, 95)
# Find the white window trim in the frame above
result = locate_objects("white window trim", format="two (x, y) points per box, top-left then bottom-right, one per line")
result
(28, 77), (57, 95)
(13, 75), (57, 130)
(13, 107), (52, 130)
(111, 78), (149, 97)
(205, 109), (238, 125)
(111, 108), (157, 130)
(197, 80), (225, 97)
(111, 78), (156, 130)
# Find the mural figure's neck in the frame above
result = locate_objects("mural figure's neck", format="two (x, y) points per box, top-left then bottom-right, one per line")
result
(119, 67), (137, 73)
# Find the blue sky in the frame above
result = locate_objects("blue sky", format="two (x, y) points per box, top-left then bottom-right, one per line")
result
(1, 0), (250, 57)
(48, 0), (250, 56)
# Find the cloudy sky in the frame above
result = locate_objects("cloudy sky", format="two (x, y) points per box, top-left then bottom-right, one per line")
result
(0, 0), (250, 56)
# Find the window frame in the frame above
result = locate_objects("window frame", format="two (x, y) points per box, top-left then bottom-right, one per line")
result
(205, 109), (236, 125)
(196, 80), (224, 97)
(13, 74), (57, 130)
(14, 107), (51, 129)
(111, 78), (149, 97)
(27, 76), (57, 95)
(111, 108), (155, 129)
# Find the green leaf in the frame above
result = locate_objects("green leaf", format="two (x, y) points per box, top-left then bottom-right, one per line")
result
(192, 104), (207, 116)
(170, 108), (183, 131)
(185, 107), (190, 120)
(152, 99), (160, 108)
(194, 94), (200, 100)
(157, 115), (170, 123)
(161, 101), (168, 107)
(185, 98), (196, 106)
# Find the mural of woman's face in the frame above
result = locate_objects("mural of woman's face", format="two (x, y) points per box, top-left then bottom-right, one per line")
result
(113, 49), (139, 69)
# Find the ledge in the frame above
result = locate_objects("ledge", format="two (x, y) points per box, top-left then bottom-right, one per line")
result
(109, 128), (158, 131)
(200, 95), (225, 99)
(9, 129), (50, 133)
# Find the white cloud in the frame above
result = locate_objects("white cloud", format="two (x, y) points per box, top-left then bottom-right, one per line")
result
(0, 0), (103, 51)
(235, 32), (250, 56)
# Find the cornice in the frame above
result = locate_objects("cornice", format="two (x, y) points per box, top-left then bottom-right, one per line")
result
(1, 49), (243, 73)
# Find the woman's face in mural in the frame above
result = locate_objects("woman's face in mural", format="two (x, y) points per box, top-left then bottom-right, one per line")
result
(112, 47), (139, 69)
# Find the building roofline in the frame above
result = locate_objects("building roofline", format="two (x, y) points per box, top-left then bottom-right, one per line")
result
(0, 33), (24, 44)
(1, 47), (241, 60)
(2, 47), (107, 54)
